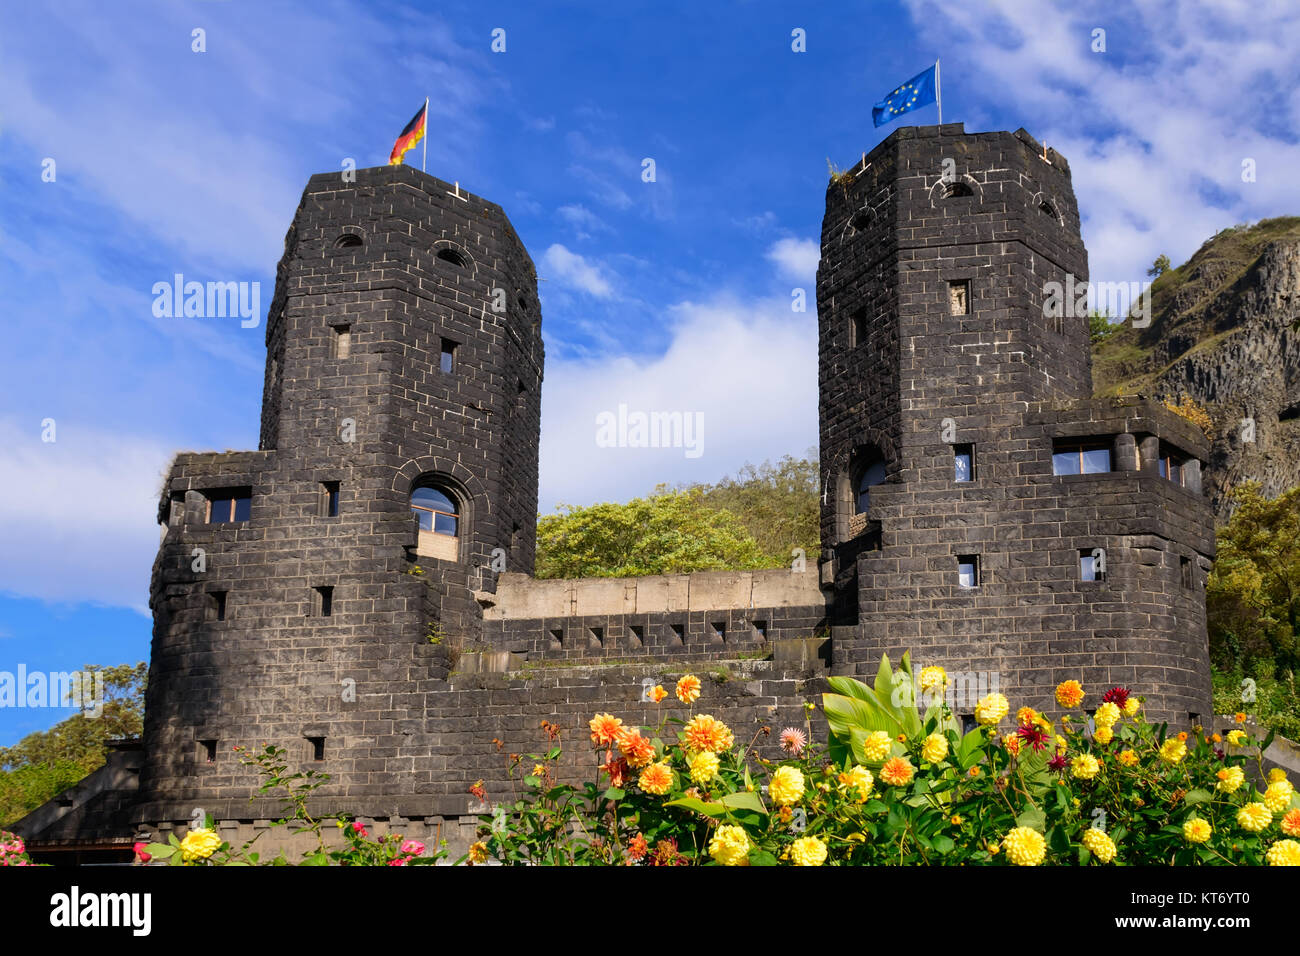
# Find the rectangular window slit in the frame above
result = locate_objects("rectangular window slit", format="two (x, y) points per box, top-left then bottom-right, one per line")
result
(308, 736), (325, 761)
(440, 338), (457, 374)
(1080, 548), (1105, 582)
(753, 620), (768, 639)
(321, 481), (340, 517)
(211, 590), (228, 622)
(954, 443), (975, 482)
(1180, 556), (1193, 589)
(199, 739), (217, 764)
(314, 585), (334, 617)
(957, 555), (980, 589)
(332, 324), (351, 359)
(948, 280), (970, 315)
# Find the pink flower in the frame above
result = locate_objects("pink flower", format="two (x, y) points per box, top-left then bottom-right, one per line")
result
(387, 857), (408, 866)
(779, 727), (807, 756)
(133, 842), (151, 863)
(351, 821), (368, 837)
(400, 840), (425, 856)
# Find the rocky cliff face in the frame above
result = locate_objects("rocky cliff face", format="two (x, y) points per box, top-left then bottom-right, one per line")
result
(1093, 218), (1300, 520)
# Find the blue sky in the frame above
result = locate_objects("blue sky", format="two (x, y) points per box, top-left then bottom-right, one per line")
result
(1, 0), (1297, 746)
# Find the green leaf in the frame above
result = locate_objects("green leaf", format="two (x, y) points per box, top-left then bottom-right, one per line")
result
(301, 851), (329, 866)
(1016, 806), (1046, 832)
(931, 835), (955, 855)
(1183, 788), (1213, 805)
(717, 790), (768, 815)
(748, 849), (779, 866)
(603, 787), (626, 801)
(144, 843), (175, 859)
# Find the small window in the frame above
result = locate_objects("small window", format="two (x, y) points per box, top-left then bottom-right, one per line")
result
(332, 324), (351, 359)
(855, 461), (887, 515)
(589, 626), (604, 647)
(954, 444), (975, 482)
(850, 210), (871, 232)
(1180, 556), (1193, 589)
(335, 234), (363, 249)
(1080, 549), (1105, 582)
(957, 555), (980, 589)
(210, 590), (228, 622)
(321, 481), (340, 517)
(960, 714), (977, 735)
(314, 586), (334, 617)
(411, 485), (458, 536)
(628, 624), (644, 648)
(753, 620), (768, 639)
(669, 622), (685, 646)
(1158, 447), (1187, 486)
(440, 339), (457, 374)
(206, 488), (252, 523)
(437, 247), (469, 268)
(1039, 201), (1057, 219)
(1052, 441), (1111, 476)
(199, 739), (217, 764)
(850, 308), (867, 348)
(548, 628), (563, 649)
(944, 181), (973, 199)
(711, 621), (726, 643)
(307, 736), (325, 761)
(948, 280), (970, 316)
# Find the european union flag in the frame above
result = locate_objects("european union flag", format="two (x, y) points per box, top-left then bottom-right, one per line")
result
(872, 64), (938, 127)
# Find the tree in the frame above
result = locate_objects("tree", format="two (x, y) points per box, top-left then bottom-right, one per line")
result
(1088, 309), (1117, 345)
(535, 490), (771, 579)
(690, 452), (820, 565)
(1206, 483), (1300, 675)
(1146, 254), (1171, 278)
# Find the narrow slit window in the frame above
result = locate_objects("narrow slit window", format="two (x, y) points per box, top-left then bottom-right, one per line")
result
(954, 443), (975, 482)
(957, 555), (980, 589)
(308, 736), (325, 761)
(332, 324), (351, 359)
(440, 339), (457, 374)
(1080, 548), (1105, 582)
(199, 739), (217, 764)
(321, 481), (340, 517)
(753, 620), (768, 639)
(948, 280), (970, 315)
(1180, 556), (1193, 589)
(850, 308), (867, 348)
(210, 590), (228, 622)
(314, 585), (334, 617)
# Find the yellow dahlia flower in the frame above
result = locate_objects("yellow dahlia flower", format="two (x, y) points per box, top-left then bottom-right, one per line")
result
(1122, 697), (1140, 717)
(975, 692), (1009, 726)
(1269, 768), (1288, 784)
(1158, 738), (1187, 764)
(1002, 827), (1047, 866)
(1266, 839), (1300, 866)
(919, 666), (948, 692)
(789, 835), (828, 866)
(1055, 680), (1085, 708)
(1118, 749), (1138, 766)
(1016, 706), (1039, 726)
(1082, 828), (1116, 863)
(921, 732), (948, 763)
(838, 764), (874, 802)
(708, 824), (751, 866)
(862, 730), (893, 762)
(1183, 818), (1212, 844)
(1226, 729), (1247, 747)
(179, 827), (222, 863)
(769, 766), (805, 806)
(1237, 802), (1272, 832)
(688, 750), (720, 785)
(1264, 780), (1295, 814)
(1093, 725), (1113, 745)
(1216, 766), (1245, 793)
(1070, 754), (1100, 780)
(1095, 702), (1120, 727)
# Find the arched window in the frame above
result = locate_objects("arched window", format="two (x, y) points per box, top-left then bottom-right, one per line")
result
(1039, 201), (1057, 219)
(855, 461), (887, 515)
(943, 181), (973, 198)
(437, 247), (469, 268)
(410, 482), (460, 560)
(335, 234), (363, 249)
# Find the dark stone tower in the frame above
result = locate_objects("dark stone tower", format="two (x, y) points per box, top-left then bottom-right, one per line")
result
(818, 125), (1215, 724)
(136, 166), (543, 828)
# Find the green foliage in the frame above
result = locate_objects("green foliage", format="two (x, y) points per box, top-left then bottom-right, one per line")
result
(0, 662), (147, 827)
(1146, 254), (1171, 277)
(1207, 482), (1300, 676)
(1212, 670), (1300, 740)
(535, 488), (771, 578)
(535, 454), (821, 578)
(1088, 309), (1117, 345)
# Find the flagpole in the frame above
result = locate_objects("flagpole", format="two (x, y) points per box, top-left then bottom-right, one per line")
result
(422, 96), (429, 172)
(935, 58), (942, 125)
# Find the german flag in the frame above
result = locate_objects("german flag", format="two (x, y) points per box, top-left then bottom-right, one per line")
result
(388, 101), (427, 166)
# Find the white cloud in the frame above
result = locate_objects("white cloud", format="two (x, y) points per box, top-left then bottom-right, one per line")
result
(900, 0), (1300, 285)
(539, 293), (817, 511)
(765, 237), (820, 281)
(541, 244), (616, 298)
(557, 204), (612, 239)
(0, 419), (170, 611)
